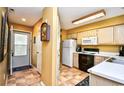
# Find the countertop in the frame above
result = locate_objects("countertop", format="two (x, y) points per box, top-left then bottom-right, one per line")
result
(74, 51), (124, 84)
(88, 61), (124, 84)
(74, 51), (124, 60)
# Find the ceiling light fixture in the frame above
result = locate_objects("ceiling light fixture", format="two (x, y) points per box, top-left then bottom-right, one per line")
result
(72, 9), (106, 25)
(21, 18), (26, 22)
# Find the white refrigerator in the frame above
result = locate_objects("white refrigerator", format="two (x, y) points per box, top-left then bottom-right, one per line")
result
(62, 39), (76, 67)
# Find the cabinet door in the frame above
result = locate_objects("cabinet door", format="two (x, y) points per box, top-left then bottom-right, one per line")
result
(67, 34), (77, 39)
(114, 25), (124, 44)
(71, 33), (77, 39)
(67, 34), (71, 39)
(94, 56), (105, 65)
(82, 31), (89, 37)
(87, 30), (97, 37)
(77, 32), (82, 44)
(97, 27), (114, 44)
(73, 53), (79, 68)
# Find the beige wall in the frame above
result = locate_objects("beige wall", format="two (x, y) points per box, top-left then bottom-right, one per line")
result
(64, 15), (124, 52)
(0, 7), (8, 85)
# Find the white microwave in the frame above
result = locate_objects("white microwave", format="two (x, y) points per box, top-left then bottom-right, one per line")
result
(82, 37), (97, 45)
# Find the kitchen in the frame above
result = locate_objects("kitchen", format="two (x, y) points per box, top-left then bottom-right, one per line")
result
(0, 7), (124, 86)
(59, 7), (124, 86)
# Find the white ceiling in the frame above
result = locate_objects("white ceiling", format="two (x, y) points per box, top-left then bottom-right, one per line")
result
(8, 7), (44, 27)
(8, 7), (124, 29)
(59, 7), (124, 30)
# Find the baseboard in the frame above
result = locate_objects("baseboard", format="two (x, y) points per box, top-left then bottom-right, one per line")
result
(5, 74), (8, 86)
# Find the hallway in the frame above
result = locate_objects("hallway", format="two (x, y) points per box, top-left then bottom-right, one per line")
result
(7, 67), (45, 86)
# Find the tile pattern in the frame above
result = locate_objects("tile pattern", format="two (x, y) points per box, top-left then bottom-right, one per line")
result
(7, 67), (45, 86)
(58, 65), (89, 86)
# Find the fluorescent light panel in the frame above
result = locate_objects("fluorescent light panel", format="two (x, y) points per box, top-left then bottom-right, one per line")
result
(72, 9), (106, 24)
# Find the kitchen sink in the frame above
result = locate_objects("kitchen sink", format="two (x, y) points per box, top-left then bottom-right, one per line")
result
(106, 58), (124, 65)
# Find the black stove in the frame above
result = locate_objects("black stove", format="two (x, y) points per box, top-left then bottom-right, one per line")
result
(78, 48), (99, 72)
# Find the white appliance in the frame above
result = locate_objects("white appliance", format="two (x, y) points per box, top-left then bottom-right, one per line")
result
(62, 39), (76, 67)
(82, 36), (97, 45)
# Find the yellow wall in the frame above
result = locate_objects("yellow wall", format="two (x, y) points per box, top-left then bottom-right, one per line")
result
(33, 7), (58, 86)
(32, 19), (42, 67)
(0, 7), (8, 85)
(61, 30), (67, 41)
(10, 23), (33, 32)
(64, 15), (124, 52)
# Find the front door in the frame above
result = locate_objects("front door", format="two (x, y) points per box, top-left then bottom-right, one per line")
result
(12, 31), (30, 68)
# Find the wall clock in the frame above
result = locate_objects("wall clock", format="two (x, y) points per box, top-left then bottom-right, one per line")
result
(41, 22), (50, 41)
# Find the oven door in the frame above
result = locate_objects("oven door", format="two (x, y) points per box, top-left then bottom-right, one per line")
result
(79, 54), (94, 72)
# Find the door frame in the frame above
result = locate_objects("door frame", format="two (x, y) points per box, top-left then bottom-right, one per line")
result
(12, 29), (32, 67)
(36, 30), (42, 73)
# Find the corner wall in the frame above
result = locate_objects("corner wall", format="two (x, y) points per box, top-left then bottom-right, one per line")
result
(41, 7), (58, 86)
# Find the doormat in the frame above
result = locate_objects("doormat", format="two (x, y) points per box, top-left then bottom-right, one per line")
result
(75, 76), (89, 86)
(13, 65), (32, 72)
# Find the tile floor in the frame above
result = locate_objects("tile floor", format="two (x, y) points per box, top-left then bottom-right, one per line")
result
(7, 67), (45, 86)
(7, 65), (88, 86)
(58, 65), (89, 86)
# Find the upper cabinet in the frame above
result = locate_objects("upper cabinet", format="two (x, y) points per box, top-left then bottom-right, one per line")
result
(77, 30), (97, 44)
(68, 24), (124, 45)
(77, 32), (82, 44)
(82, 30), (97, 37)
(97, 27), (114, 44)
(67, 33), (77, 39)
(114, 25), (124, 45)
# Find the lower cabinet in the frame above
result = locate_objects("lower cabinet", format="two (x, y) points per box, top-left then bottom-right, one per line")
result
(89, 74), (123, 86)
(94, 56), (108, 65)
(73, 53), (79, 68)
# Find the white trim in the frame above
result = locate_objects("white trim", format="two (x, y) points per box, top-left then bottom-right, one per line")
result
(5, 74), (8, 86)
(13, 28), (32, 66)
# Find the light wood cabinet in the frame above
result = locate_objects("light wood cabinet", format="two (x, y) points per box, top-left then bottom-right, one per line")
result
(67, 33), (77, 39)
(82, 30), (97, 37)
(77, 30), (97, 44)
(77, 32), (82, 44)
(94, 56), (108, 65)
(72, 33), (77, 39)
(97, 27), (114, 44)
(89, 74), (123, 86)
(73, 53), (79, 68)
(82, 31), (89, 37)
(87, 30), (97, 37)
(71, 25), (124, 45)
(67, 34), (72, 39)
(114, 25), (124, 45)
